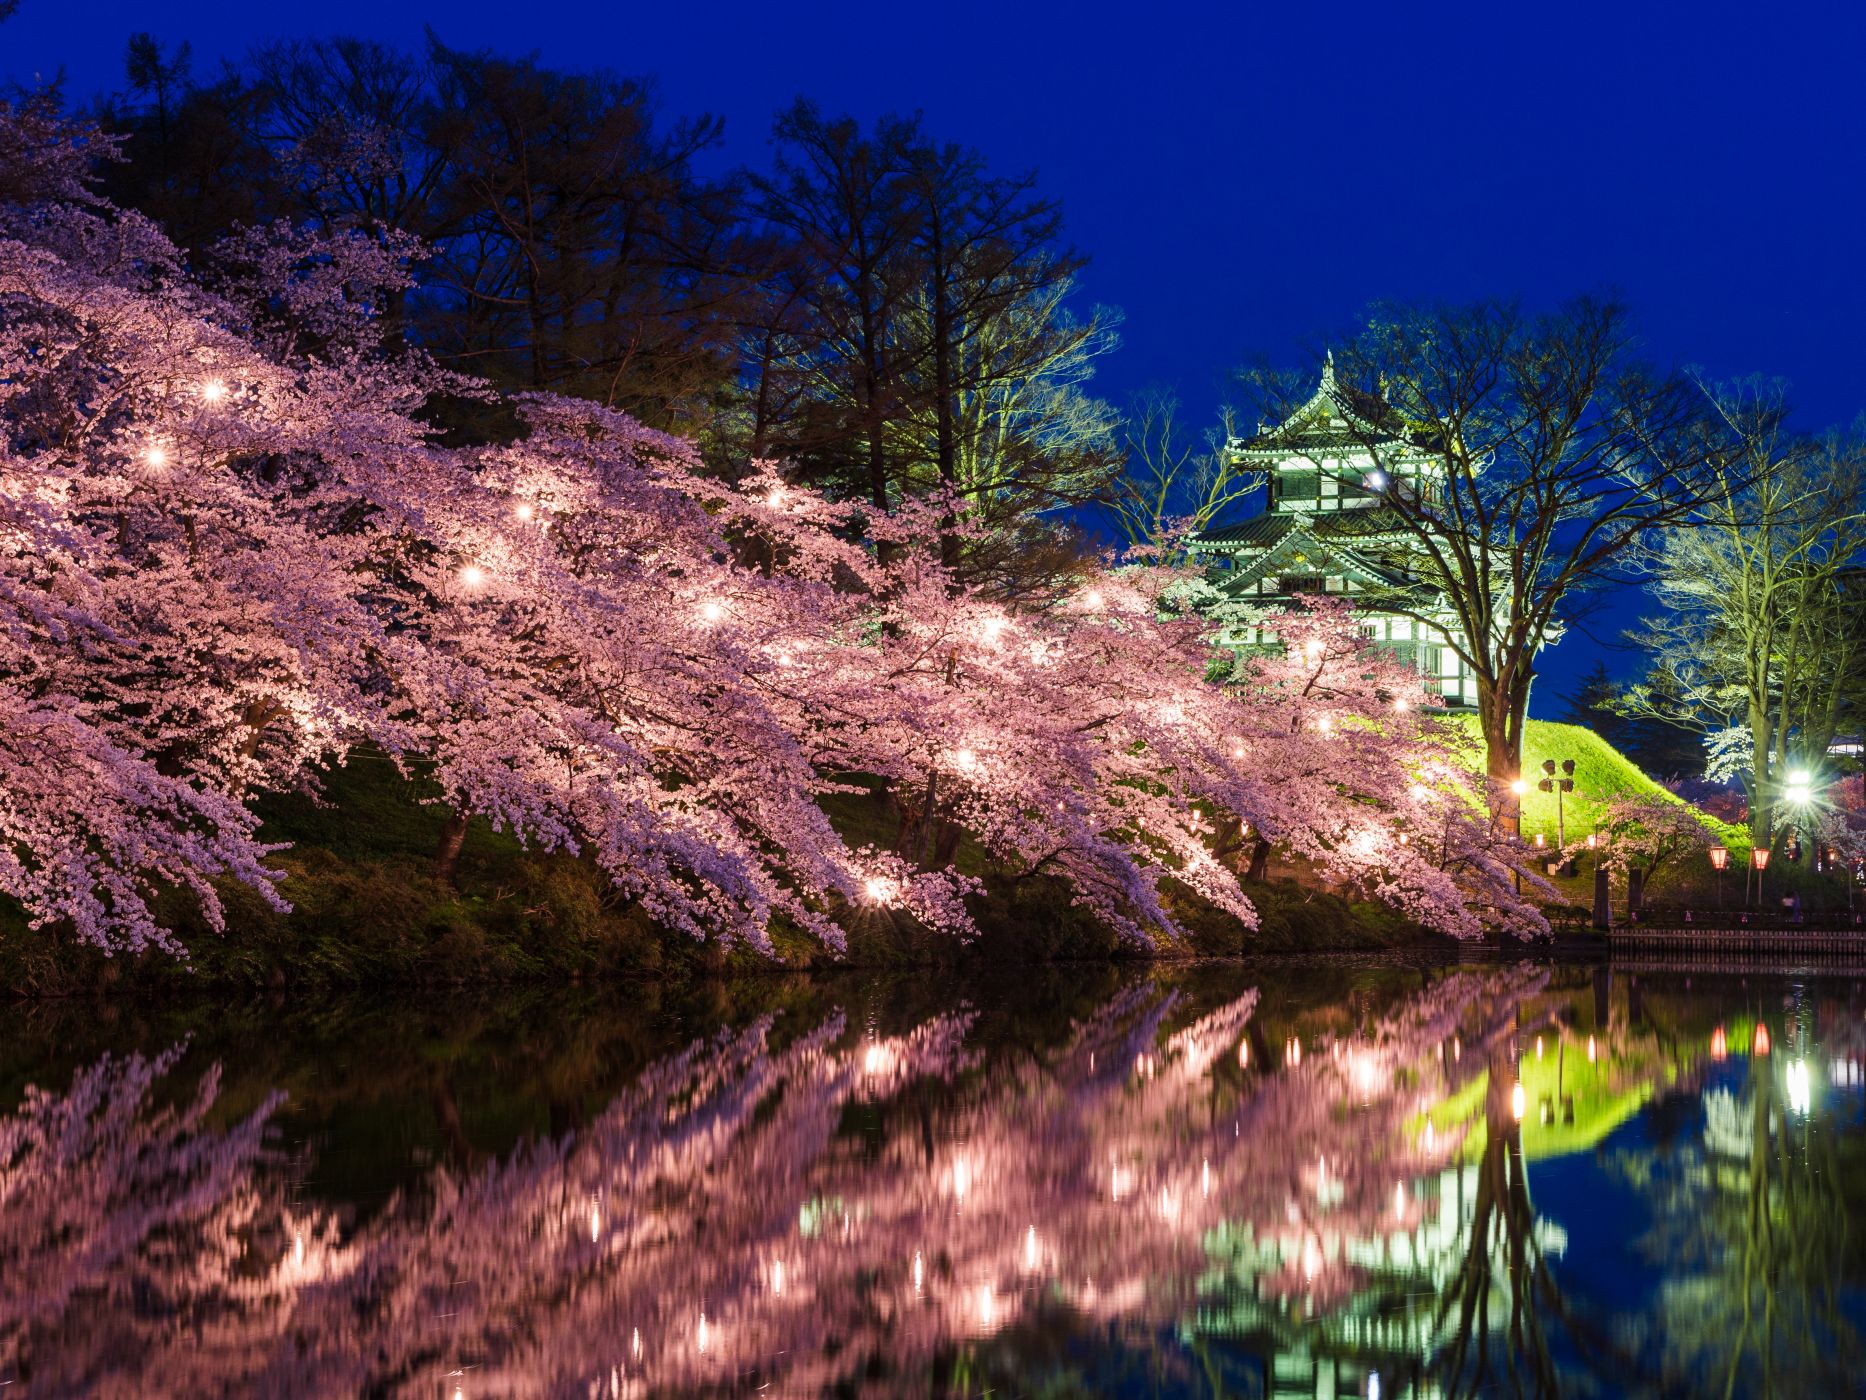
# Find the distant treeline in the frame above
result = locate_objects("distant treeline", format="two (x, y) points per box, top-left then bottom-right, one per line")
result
(93, 33), (1121, 587)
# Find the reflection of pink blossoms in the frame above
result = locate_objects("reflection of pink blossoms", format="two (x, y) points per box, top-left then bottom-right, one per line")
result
(0, 1045), (286, 1394)
(0, 967), (1557, 1395)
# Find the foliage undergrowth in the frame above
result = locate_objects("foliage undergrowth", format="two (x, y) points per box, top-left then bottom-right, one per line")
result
(0, 752), (1442, 997)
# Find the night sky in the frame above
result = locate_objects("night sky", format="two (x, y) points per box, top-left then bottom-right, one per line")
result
(8, 0), (1865, 707)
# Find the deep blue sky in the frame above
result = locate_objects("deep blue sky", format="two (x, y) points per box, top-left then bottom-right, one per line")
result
(8, 0), (1866, 706)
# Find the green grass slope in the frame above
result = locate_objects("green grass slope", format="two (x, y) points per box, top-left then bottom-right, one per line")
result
(1447, 715), (1745, 849)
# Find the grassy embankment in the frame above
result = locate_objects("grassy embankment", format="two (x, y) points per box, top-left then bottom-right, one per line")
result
(1468, 717), (1787, 916)
(1466, 717), (1743, 850)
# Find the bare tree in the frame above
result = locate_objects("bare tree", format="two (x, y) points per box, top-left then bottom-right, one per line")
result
(1101, 392), (1258, 556)
(1242, 297), (1724, 823)
(748, 102), (921, 516)
(893, 138), (1110, 570)
(423, 42), (746, 425)
(123, 32), (192, 146)
(248, 37), (451, 238)
(1624, 380), (1866, 844)
(745, 105), (1113, 590)
(894, 270), (1121, 587)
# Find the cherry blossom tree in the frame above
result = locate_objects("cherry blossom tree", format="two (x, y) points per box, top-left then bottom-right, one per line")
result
(1561, 792), (1717, 884)
(1807, 774), (1866, 887)
(0, 94), (1541, 958)
(0, 100), (417, 950)
(0, 97), (959, 955)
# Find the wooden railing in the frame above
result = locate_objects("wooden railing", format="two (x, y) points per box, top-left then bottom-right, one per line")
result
(1604, 921), (1866, 954)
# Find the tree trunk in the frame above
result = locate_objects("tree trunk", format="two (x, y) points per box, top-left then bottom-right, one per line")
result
(926, 208), (961, 572)
(1478, 672), (1532, 838)
(430, 1072), (479, 1168)
(1748, 698), (1773, 848)
(912, 770), (939, 871)
(434, 807), (470, 884)
(1245, 836), (1272, 883)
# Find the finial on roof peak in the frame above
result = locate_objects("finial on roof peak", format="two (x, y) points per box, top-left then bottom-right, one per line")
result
(1321, 349), (1336, 389)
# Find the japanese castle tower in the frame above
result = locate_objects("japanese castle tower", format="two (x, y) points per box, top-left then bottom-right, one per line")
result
(1186, 355), (1479, 707)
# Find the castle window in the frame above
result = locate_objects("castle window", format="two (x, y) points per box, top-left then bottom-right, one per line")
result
(1275, 472), (1318, 506)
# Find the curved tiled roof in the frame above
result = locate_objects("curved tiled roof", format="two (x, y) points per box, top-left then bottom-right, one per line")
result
(1189, 506), (1414, 551)
(1190, 516), (1295, 548)
(1230, 355), (1442, 455)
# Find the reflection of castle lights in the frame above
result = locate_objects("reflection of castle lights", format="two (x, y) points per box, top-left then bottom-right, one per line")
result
(1787, 1060), (1812, 1115)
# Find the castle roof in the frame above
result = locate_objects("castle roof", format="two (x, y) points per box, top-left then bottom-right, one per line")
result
(1191, 505), (1413, 553)
(1229, 353), (1440, 457)
(1194, 515), (1434, 602)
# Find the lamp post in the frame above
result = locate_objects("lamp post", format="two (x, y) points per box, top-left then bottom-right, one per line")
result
(1750, 845), (1770, 911)
(1539, 759), (1576, 872)
(1708, 845), (1729, 912)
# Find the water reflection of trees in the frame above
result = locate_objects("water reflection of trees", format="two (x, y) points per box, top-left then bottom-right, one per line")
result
(4, 967), (1858, 1397)
(1615, 1034), (1866, 1395)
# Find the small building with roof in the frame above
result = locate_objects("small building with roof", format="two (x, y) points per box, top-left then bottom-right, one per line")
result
(1185, 355), (1479, 707)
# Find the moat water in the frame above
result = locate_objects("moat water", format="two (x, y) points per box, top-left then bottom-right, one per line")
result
(2, 955), (1862, 1397)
